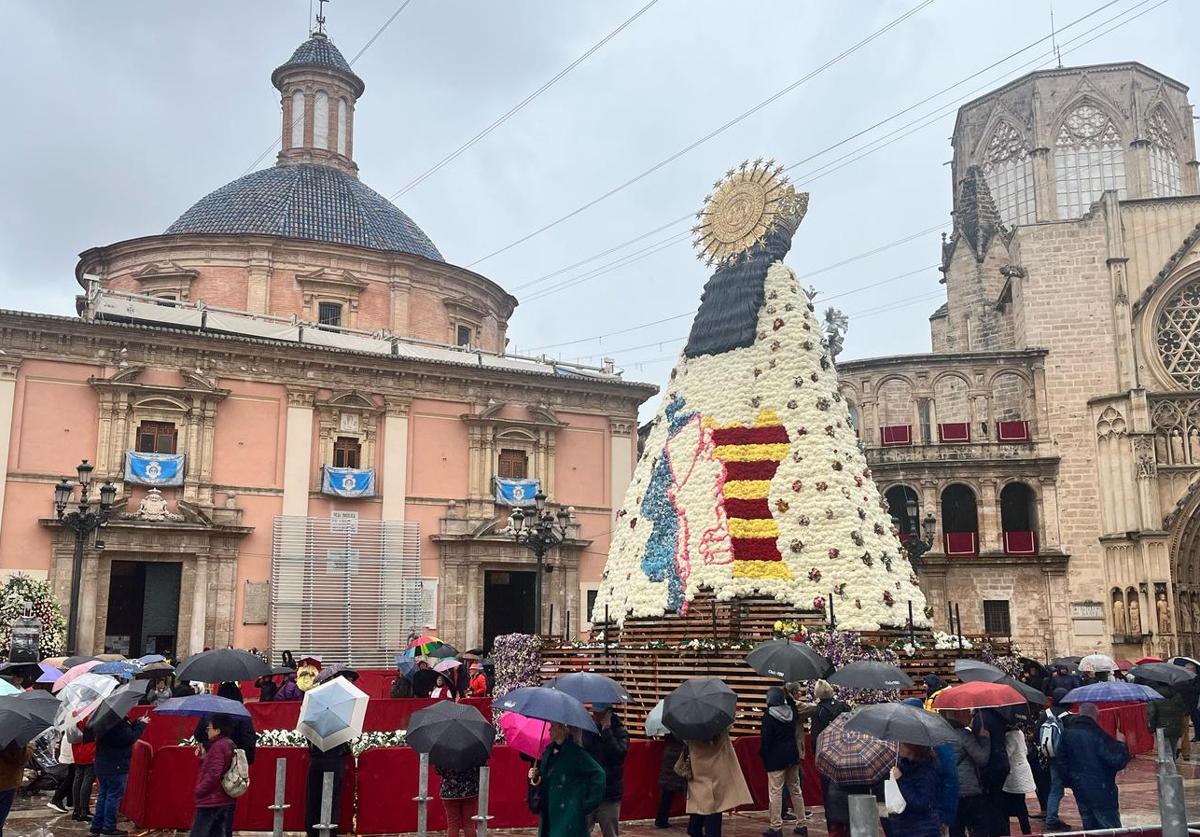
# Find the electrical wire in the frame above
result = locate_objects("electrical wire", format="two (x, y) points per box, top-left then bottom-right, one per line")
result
(388, 0), (662, 200)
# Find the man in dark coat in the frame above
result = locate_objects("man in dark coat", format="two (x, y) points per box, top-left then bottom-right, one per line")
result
(655, 733), (687, 828)
(412, 661), (439, 699)
(306, 740), (353, 837)
(760, 688), (804, 837)
(91, 716), (147, 836)
(582, 704), (629, 837)
(1043, 665), (1082, 696)
(974, 708), (1009, 836)
(1058, 702), (1129, 830)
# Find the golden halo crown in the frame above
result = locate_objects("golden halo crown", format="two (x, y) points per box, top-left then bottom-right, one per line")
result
(691, 158), (808, 267)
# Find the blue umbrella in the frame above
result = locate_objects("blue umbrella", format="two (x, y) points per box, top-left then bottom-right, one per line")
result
(154, 695), (250, 719)
(298, 677), (369, 750)
(495, 687), (598, 733)
(35, 663), (62, 685)
(546, 672), (630, 704)
(1062, 681), (1164, 703)
(135, 654), (167, 666)
(91, 660), (139, 680)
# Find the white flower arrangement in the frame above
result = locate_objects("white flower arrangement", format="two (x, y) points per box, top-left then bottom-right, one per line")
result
(932, 631), (973, 650)
(238, 728), (408, 754)
(594, 261), (929, 631)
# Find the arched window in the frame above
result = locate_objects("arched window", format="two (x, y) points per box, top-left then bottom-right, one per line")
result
(290, 90), (305, 148)
(1155, 278), (1200, 390)
(941, 483), (978, 556)
(313, 92), (330, 150)
(885, 485), (919, 542)
(1055, 103), (1126, 219)
(337, 98), (348, 156)
(1000, 482), (1038, 555)
(982, 121), (1036, 226)
(1148, 108), (1182, 198)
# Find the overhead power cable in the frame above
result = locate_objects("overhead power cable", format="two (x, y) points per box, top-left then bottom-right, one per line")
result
(388, 0), (661, 201)
(464, 0), (937, 268)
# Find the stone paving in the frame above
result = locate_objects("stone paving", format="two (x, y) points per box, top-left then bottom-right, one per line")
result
(4, 753), (1200, 836)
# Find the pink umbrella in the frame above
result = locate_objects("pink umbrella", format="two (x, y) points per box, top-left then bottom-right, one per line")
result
(434, 659), (462, 673)
(498, 711), (550, 760)
(53, 660), (101, 693)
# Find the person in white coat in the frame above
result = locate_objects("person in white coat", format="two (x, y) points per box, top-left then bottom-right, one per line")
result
(1002, 724), (1037, 835)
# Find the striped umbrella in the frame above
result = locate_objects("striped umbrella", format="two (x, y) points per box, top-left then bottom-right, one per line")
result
(815, 712), (897, 785)
(1062, 681), (1163, 703)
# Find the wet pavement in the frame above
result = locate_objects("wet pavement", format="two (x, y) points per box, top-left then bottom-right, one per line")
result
(5, 753), (1199, 835)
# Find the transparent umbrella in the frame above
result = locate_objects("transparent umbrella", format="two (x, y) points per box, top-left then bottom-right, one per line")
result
(55, 673), (118, 733)
(297, 676), (369, 751)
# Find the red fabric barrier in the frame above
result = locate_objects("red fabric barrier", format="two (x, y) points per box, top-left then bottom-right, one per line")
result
(119, 740), (152, 824)
(1068, 701), (1152, 756)
(997, 420), (1030, 442)
(937, 422), (971, 443)
(130, 707), (198, 750)
(880, 425), (912, 446)
(732, 735), (819, 811)
(944, 532), (978, 556)
(1003, 531), (1037, 555)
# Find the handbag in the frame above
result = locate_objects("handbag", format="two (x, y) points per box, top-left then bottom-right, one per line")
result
(673, 746), (693, 780)
(883, 777), (906, 814)
(222, 748), (250, 798)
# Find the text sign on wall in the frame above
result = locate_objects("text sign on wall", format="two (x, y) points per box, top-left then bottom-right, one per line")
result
(330, 510), (359, 533)
(1070, 602), (1105, 620)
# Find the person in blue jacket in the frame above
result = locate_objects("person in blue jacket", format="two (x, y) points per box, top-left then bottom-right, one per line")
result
(882, 742), (942, 837)
(900, 698), (958, 829)
(91, 716), (148, 837)
(1057, 702), (1129, 830)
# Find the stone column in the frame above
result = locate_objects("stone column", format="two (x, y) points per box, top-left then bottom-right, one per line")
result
(1030, 148), (1056, 222)
(978, 478), (999, 553)
(1038, 477), (1062, 549)
(609, 419), (634, 522)
(190, 553), (209, 655)
(282, 389), (316, 517)
(381, 398), (410, 521)
(0, 360), (18, 548)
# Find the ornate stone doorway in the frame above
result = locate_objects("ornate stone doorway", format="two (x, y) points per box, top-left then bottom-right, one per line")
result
(103, 560), (182, 657)
(483, 570), (535, 651)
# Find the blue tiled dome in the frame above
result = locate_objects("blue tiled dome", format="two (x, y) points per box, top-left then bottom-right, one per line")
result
(272, 33), (363, 95)
(166, 164), (444, 261)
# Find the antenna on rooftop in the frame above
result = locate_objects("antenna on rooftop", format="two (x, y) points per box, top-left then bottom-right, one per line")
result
(315, 0), (330, 35)
(1049, 0), (1063, 69)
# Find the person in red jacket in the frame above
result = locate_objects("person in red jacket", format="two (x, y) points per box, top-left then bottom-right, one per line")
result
(468, 664), (488, 697)
(189, 715), (236, 837)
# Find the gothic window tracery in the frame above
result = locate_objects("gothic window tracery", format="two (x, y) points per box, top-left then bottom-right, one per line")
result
(982, 122), (1036, 226)
(1148, 109), (1182, 198)
(1156, 279), (1200, 390)
(1054, 104), (1126, 219)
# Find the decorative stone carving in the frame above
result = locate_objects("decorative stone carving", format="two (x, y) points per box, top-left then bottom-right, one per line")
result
(1111, 591), (1127, 635)
(1128, 594), (1142, 634)
(133, 488), (183, 522)
(1096, 406), (1126, 438)
(1133, 435), (1157, 478)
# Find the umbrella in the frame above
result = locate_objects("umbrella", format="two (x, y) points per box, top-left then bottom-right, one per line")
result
(1130, 663), (1196, 687)
(496, 687), (597, 733)
(663, 678), (737, 741)
(933, 681), (1025, 711)
(547, 672), (631, 704)
(35, 663), (62, 684)
(53, 660), (101, 692)
(498, 712), (551, 759)
(746, 640), (831, 682)
(1050, 656), (1082, 673)
(154, 695), (250, 719)
(176, 649), (270, 683)
(434, 659), (462, 673)
(998, 676), (1047, 706)
(405, 637), (446, 657)
(814, 712), (897, 785)
(954, 659), (1006, 684)
(56, 672), (118, 729)
(62, 656), (95, 668)
(645, 700), (669, 738)
(0, 681), (20, 697)
(134, 662), (176, 680)
(1140, 656), (1168, 665)
(1061, 681), (1164, 703)
(91, 660), (140, 679)
(1115, 659), (1134, 671)
(135, 654), (166, 666)
(844, 703), (958, 746)
(828, 661), (913, 690)
(429, 644), (459, 659)
(0, 692), (61, 748)
(1079, 654), (1116, 673)
(0, 661), (44, 679)
(86, 681), (148, 737)
(297, 676), (369, 750)
(407, 700), (494, 770)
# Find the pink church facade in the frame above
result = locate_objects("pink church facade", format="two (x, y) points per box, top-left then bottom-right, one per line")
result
(0, 31), (654, 662)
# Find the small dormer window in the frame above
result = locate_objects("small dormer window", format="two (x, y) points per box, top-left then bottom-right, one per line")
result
(318, 302), (343, 329)
(136, 421), (177, 454)
(456, 325), (473, 347)
(333, 436), (361, 469)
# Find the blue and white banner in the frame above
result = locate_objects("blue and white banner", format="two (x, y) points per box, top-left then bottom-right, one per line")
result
(495, 477), (539, 507)
(124, 451), (185, 486)
(322, 467), (376, 498)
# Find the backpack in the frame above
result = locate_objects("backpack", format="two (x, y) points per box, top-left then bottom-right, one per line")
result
(222, 748), (250, 798)
(1038, 710), (1064, 761)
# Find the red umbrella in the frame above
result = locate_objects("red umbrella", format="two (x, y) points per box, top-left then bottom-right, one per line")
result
(932, 681), (1025, 711)
(1115, 659), (1134, 671)
(1135, 656), (1163, 665)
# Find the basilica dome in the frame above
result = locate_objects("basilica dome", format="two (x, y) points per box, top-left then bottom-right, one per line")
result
(165, 163), (443, 262)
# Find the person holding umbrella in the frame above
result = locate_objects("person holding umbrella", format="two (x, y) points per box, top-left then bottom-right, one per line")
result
(91, 710), (148, 835)
(655, 732), (687, 829)
(1147, 681), (1186, 759)
(413, 660), (440, 699)
(883, 743), (942, 837)
(760, 687), (805, 837)
(188, 715), (237, 837)
(532, 721), (606, 837)
(406, 701), (494, 837)
(582, 703), (629, 837)
(939, 709), (989, 837)
(1058, 702), (1129, 829)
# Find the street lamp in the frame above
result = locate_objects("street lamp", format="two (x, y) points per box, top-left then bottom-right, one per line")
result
(900, 496), (938, 566)
(504, 491), (572, 636)
(53, 460), (117, 654)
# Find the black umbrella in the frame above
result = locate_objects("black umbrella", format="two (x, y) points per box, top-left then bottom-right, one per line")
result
(1050, 656), (1082, 673)
(176, 649), (271, 683)
(0, 661), (43, 680)
(746, 640), (831, 682)
(1131, 662), (1196, 686)
(406, 700), (495, 770)
(828, 661), (913, 690)
(546, 672), (630, 704)
(496, 687), (597, 732)
(954, 659), (1006, 684)
(998, 676), (1047, 706)
(86, 681), (148, 737)
(429, 644), (459, 659)
(63, 656), (96, 668)
(844, 702), (957, 746)
(0, 692), (60, 748)
(663, 678), (737, 741)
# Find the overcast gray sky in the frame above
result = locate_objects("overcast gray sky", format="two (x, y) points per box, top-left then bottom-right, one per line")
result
(3, 0), (1197, 418)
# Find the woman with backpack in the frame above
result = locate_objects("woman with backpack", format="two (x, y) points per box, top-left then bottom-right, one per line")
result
(190, 715), (238, 837)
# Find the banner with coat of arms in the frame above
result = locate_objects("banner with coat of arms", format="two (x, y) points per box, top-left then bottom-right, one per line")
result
(321, 466), (376, 498)
(124, 451), (186, 486)
(495, 477), (539, 507)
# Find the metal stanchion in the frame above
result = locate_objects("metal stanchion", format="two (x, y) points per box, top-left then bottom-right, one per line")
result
(415, 752), (433, 837)
(472, 764), (495, 837)
(1157, 728), (1189, 837)
(315, 771), (337, 837)
(848, 793), (877, 836)
(269, 757), (290, 837)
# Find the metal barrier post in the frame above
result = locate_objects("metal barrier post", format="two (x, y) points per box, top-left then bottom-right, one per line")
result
(415, 751), (432, 837)
(315, 771), (336, 837)
(848, 793), (877, 836)
(268, 757), (290, 837)
(472, 764), (495, 837)
(1158, 728), (1189, 837)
